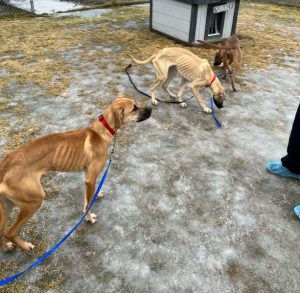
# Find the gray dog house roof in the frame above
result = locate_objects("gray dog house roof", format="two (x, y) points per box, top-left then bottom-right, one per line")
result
(174, 0), (231, 4)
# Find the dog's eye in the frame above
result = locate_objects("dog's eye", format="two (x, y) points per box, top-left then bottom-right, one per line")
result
(132, 105), (138, 112)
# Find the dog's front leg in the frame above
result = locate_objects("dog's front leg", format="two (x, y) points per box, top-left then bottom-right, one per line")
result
(84, 162), (106, 224)
(84, 181), (97, 223)
(189, 79), (212, 114)
(150, 60), (170, 106)
(223, 57), (228, 80)
(162, 66), (177, 99)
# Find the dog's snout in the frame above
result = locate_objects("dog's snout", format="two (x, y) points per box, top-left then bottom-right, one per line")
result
(137, 107), (152, 122)
(213, 97), (224, 109)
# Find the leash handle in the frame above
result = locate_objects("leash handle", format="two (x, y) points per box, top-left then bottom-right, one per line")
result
(0, 154), (114, 286)
(210, 97), (222, 128)
(125, 64), (151, 98)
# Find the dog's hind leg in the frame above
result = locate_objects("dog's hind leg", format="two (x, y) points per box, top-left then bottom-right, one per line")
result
(150, 60), (169, 106)
(150, 78), (163, 106)
(177, 78), (189, 108)
(4, 180), (44, 251)
(5, 199), (43, 251)
(231, 50), (241, 91)
(230, 63), (240, 92)
(230, 75), (236, 91)
(162, 66), (177, 99)
(0, 199), (14, 252)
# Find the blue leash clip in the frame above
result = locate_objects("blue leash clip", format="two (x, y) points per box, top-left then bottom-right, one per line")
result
(0, 158), (113, 286)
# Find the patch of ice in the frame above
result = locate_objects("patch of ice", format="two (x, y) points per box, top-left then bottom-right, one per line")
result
(55, 7), (112, 18)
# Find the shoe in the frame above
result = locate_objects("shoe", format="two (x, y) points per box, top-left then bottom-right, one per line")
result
(266, 161), (300, 180)
(294, 206), (300, 219)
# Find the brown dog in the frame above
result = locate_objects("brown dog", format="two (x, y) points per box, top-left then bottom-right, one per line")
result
(129, 47), (225, 113)
(198, 35), (242, 91)
(0, 97), (151, 252)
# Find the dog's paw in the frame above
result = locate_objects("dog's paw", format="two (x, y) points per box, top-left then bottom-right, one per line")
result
(87, 213), (97, 224)
(2, 241), (14, 252)
(22, 242), (35, 251)
(152, 99), (158, 106)
(169, 93), (177, 99)
(204, 108), (212, 114)
(179, 102), (187, 108)
(97, 190), (104, 199)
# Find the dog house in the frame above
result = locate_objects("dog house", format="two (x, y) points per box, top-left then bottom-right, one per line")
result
(150, 0), (240, 45)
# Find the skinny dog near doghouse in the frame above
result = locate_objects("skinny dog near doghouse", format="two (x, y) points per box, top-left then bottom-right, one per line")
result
(129, 47), (225, 113)
(0, 97), (151, 252)
(197, 35), (242, 91)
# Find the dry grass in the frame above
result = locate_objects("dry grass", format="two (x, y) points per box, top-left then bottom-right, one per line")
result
(0, 2), (299, 96)
(237, 2), (300, 68)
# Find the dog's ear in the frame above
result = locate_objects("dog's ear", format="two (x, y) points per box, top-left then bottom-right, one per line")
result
(113, 106), (125, 129)
(119, 107), (125, 122)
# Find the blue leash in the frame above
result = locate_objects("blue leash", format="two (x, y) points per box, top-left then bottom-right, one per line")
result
(217, 69), (233, 78)
(0, 143), (115, 286)
(210, 69), (232, 128)
(210, 97), (222, 128)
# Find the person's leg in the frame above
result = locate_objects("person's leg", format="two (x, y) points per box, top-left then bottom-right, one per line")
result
(281, 104), (300, 174)
(267, 105), (300, 219)
(267, 104), (300, 179)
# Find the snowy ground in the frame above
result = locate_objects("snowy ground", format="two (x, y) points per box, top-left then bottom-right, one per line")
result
(0, 5), (300, 293)
(7, 0), (84, 14)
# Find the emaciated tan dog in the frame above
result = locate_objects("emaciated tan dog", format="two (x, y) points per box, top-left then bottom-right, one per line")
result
(198, 35), (242, 91)
(0, 97), (151, 252)
(129, 47), (225, 113)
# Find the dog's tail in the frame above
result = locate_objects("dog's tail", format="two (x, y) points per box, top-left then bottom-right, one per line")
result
(128, 53), (156, 65)
(197, 40), (236, 50)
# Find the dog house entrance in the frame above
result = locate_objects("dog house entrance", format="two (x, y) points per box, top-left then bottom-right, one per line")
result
(205, 3), (226, 40)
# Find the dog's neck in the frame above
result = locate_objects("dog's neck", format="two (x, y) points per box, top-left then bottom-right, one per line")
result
(209, 75), (223, 95)
(98, 114), (116, 136)
(206, 74), (217, 88)
(90, 108), (119, 143)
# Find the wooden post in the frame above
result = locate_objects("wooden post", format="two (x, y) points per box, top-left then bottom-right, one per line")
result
(30, 0), (35, 13)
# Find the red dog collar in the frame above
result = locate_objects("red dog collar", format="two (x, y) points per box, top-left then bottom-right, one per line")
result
(98, 114), (116, 136)
(206, 74), (217, 88)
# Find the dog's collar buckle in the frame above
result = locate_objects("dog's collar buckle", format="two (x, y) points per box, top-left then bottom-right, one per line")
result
(206, 74), (217, 88)
(98, 114), (116, 136)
